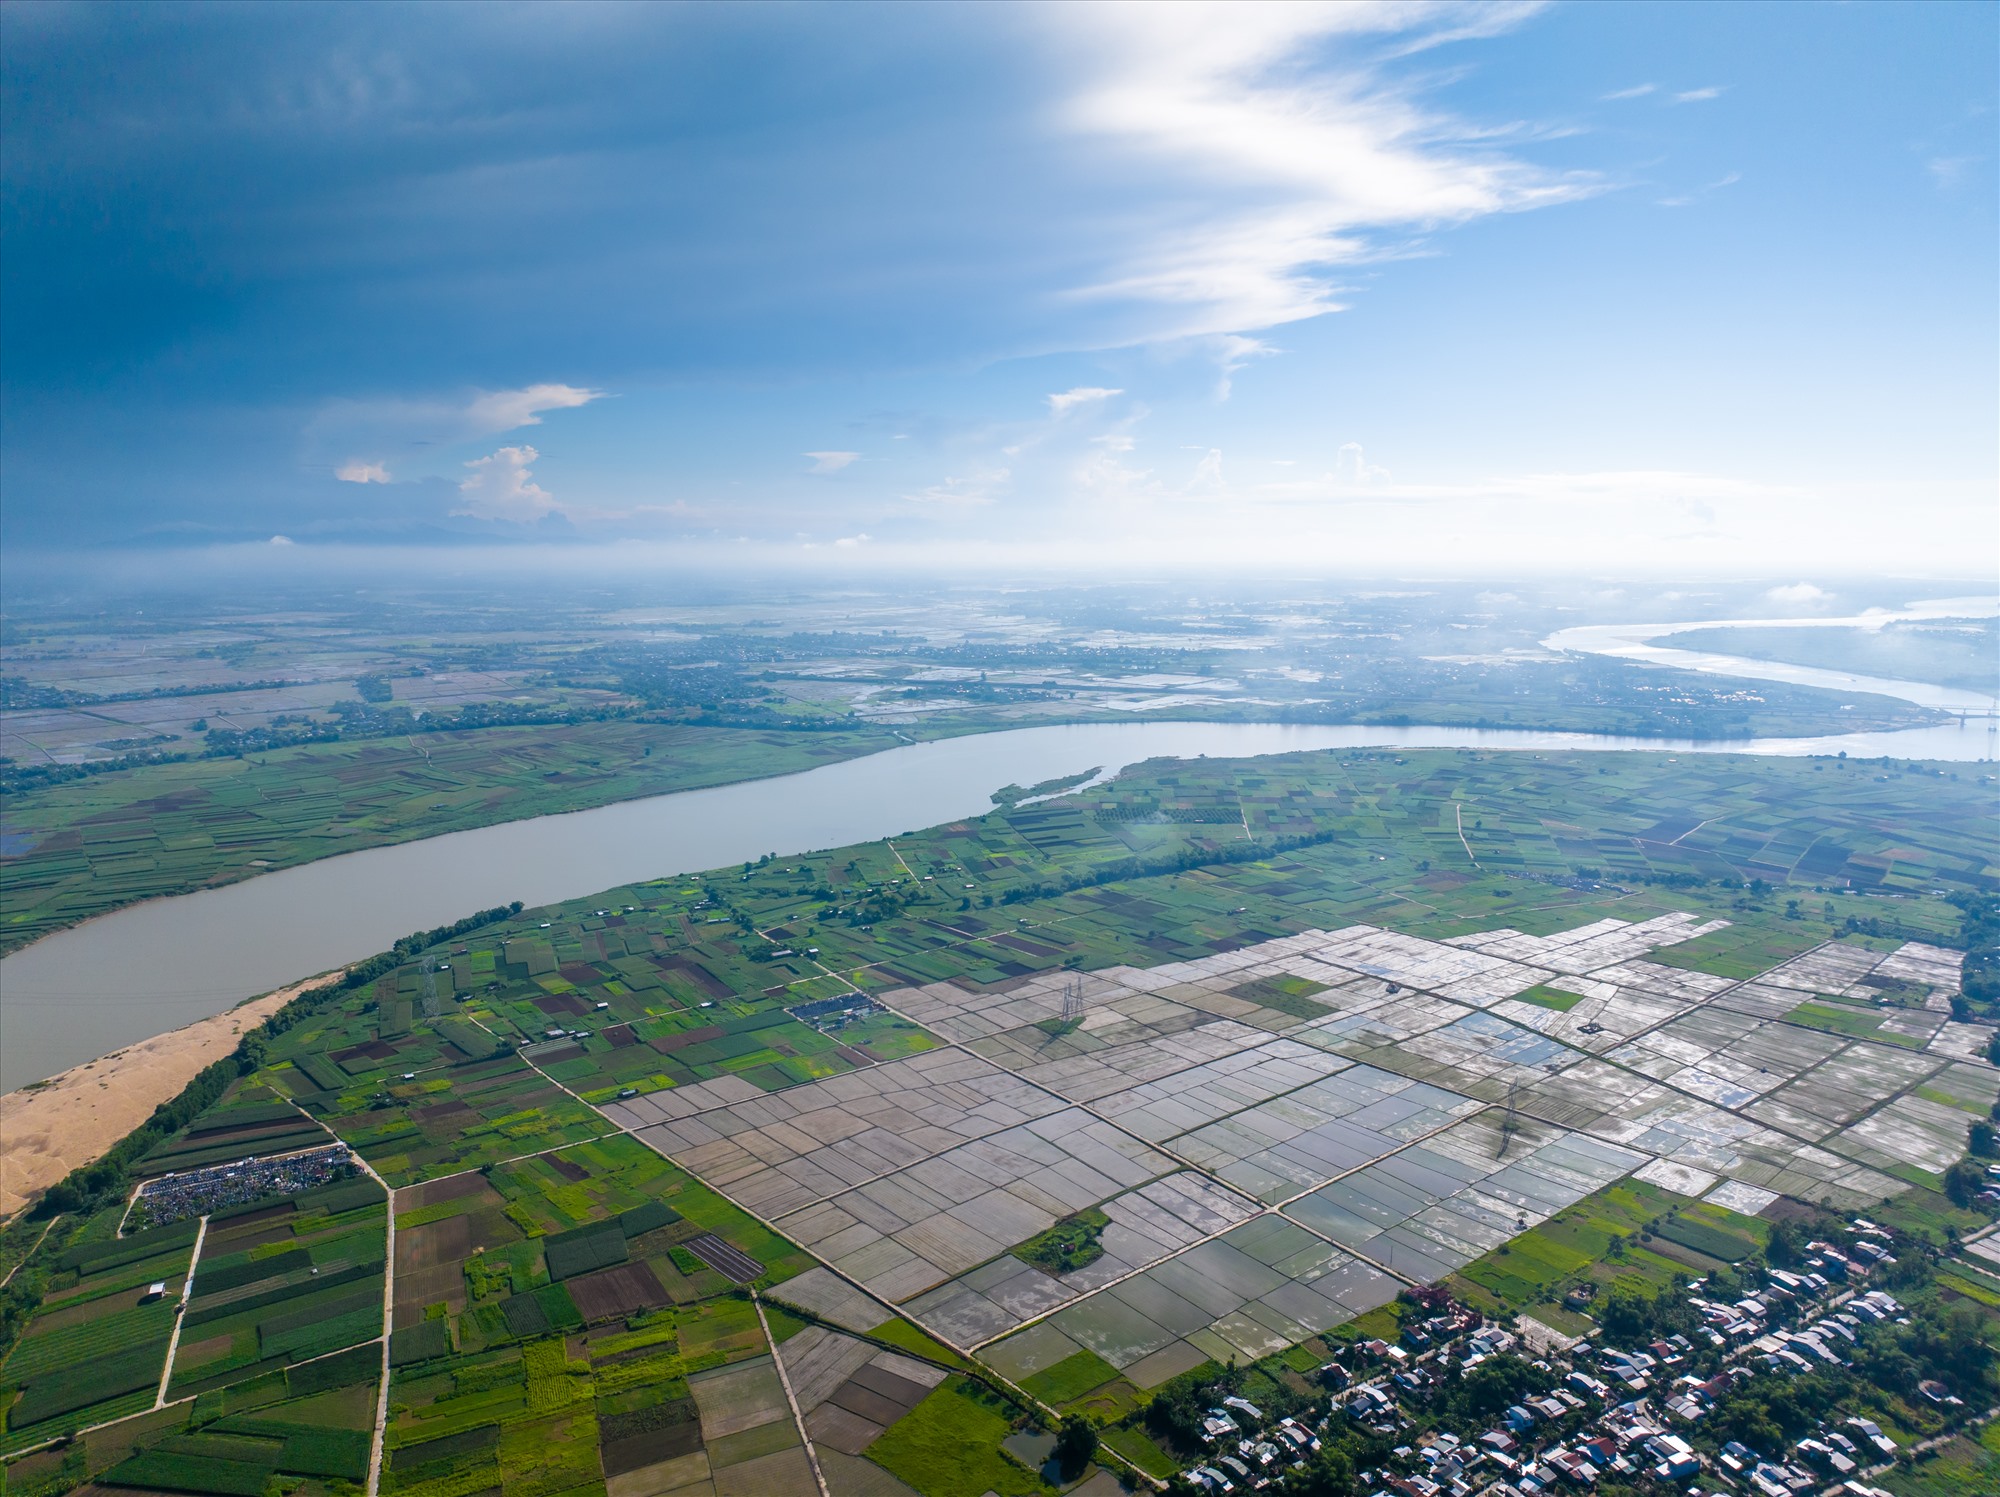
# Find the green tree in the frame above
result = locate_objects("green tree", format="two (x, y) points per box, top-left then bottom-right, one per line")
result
(1055, 1415), (1098, 1478)
(1944, 1158), (1987, 1209)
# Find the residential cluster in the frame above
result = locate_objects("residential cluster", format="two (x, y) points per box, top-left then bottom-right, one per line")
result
(1171, 1246), (1939, 1497)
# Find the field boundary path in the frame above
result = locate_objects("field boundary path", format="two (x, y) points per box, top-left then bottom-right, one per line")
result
(752, 1290), (832, 1497)
(280, 1097), (398, 1497)
(154, 1213), (209, 1408)
(1454, 801), (1481, 868)
(358, 1154), (396, 1497)
(0, 1214), (60, 1290)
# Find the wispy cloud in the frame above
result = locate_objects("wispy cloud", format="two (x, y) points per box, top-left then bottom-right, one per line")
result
(1332, 441), (1389, 485)
(1048, 386), (1124, 415)
(1927, 155), (1975, 188)
(453, 445), (556, 522)
(1673, 86), (1724, 104)
(1600, 83), (1656, 101)
(804, 450), (860, 473)
(1246, 465), (1804, 507)
(1658, 170), (1741, 208)
(905, 467), (1010, 507)
(1042, 2), (1597, 338)
(308, 382), (605, 477)
(462, 384), (602, 436)
(1210, 334), (1273, 400)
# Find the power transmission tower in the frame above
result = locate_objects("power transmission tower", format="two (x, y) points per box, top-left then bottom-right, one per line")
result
(1061, 974), (1084, 1023)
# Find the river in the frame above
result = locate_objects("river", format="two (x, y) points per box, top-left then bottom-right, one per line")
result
(1544, 594), (2000, 715)
(3, 715), (1995, 1093)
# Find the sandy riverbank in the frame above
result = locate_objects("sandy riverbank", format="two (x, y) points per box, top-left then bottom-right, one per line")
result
(0, 973), (336, 1221)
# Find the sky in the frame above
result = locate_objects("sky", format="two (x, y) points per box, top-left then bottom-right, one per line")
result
(2, 0), (1995, 578)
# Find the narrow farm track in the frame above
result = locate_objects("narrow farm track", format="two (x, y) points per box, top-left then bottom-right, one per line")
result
(153, 1213), (209, 1409)
(754, 1290), (832, 1497)
(358, 1155), (397, 1497)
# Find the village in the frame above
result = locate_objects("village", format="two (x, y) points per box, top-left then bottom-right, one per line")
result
(1169, 1209), (1983, 1497)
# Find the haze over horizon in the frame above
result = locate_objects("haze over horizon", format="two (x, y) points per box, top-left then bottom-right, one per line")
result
(3, 0), (1995, 578)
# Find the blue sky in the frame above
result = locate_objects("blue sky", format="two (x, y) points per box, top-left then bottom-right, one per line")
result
(2, 0), (1993, 575)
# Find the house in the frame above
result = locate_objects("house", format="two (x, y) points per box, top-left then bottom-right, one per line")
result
(1718, 1442), (1757, 1474)
(1663, 1393), (1706, 1423)
(1795, 1438), (1855, 1476)
(1842, 1417), (1897, 1457)
(1644, 1434), (1699, 1481)
(1466, 1328), (1518, 1359)
(1201, 1413), (1239, 1443)
(1349, 1387), (1395, 1419)
(1564, 1372), (1609, 1401)
(1544, 1449), (1596, 1485)
(1577, 1438), (1619, 1470)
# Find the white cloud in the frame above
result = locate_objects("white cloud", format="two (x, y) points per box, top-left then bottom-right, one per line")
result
(1600, 83), (1656, 101)
(462, 384), (603, 435)
(268, 534), (296, 546)
(453, 445), (556, 522)
(308, 383), (604, 478)
(833, 533), (872, 548)
(1673, 86), (1724, 103)
(906, 467), (1010, 506)
(1048, 386), (1124, 415)
(1248, 465), (1804, 507)
(804, 450), (860, 473)
(1765, 581), (1832, 609)
(1927, 156), (1974, 189)
(1332, 441), (1389, 485)
(1042, 2), (1595, 337)
(1209, 334), (1273, 400)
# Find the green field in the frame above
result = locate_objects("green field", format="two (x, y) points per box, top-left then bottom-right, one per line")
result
(1012, 1210), (1111, 1277)
(0, 721), (898, 954)
(4, 741), (1996, 1497)
(865, 1379), (1052, 1497)
(1450, 1178), (1770, 1318)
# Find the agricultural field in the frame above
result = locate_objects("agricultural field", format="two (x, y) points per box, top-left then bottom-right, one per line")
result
(0, 722), (897, 955)
(1, 1142), (389, 1468)
(4, 745), (1998, 1497)
(4, 575), (1960, 958)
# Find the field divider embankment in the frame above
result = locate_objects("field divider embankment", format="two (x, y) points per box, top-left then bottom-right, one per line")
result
(0, 1215), (62, 1290)
(154, 1213), (210, 1409)
(752, 1289), (832, 1497)
(280, 1098), (397, 1497)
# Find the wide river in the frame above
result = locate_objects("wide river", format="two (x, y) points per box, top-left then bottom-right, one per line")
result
(2, 715), (1995, 1093)
(1545, 594), (2000, 714)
